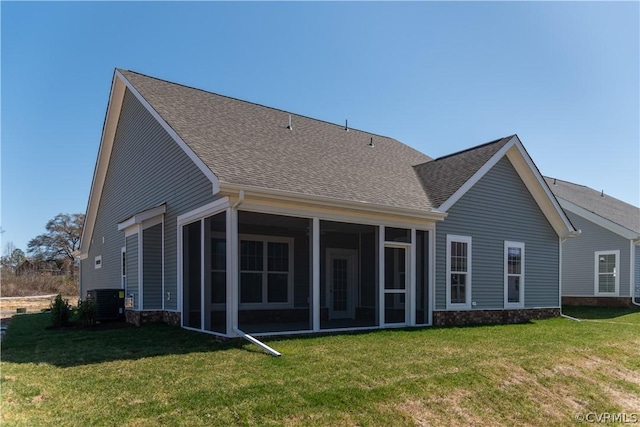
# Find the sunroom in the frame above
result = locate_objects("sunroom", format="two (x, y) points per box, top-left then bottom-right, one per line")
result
(177, 193), (437, 337)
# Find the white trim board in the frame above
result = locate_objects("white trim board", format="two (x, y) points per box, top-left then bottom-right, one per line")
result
(437, 135), (576, 239)
(557, 198), (639, 241)
(79, 69), (221, 258)
(115, 70), (220, 192)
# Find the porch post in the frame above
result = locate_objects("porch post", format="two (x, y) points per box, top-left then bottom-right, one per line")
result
(428, 228), (435, 326)
(312, 217), (320, 331)
(378, 225), (385, 327)
(226, 207), (239, 336)
(409, 228), (416, 326)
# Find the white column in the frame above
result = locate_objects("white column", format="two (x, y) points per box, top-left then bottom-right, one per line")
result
(312, 218), (320, 331)
(200, 218), (205, 331)
(429, 228), (435, 326)
(409, 228), (417, 326)
(378, 225), (385, 326)
(226, 207), (238, 337)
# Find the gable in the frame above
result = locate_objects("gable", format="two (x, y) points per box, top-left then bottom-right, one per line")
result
(417, 135), (576, 238)
(434, 156), (560, 310)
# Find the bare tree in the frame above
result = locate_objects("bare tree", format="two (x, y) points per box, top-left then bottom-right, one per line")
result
(27, 213), (85, 277)
(1, 242), (25, 273)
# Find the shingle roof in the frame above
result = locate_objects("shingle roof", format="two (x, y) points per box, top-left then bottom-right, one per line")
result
(544, 177), (640, 235)
(413, 136), (513, 208)
(119, 70), (436, 211)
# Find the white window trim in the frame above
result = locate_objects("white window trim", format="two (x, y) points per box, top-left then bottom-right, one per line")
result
(594, 250), (620, 296)
(504, 241), (525, 309)
(446, 234), (472, 310)
(239, 234), (294, 309)
(94, 255), (102, 269)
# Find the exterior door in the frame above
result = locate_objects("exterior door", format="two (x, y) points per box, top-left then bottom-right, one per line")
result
(327, 249), (358, 319)
(384, 246), (408, 324)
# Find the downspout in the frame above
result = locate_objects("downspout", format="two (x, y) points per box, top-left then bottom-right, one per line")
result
(230, 190), (282, 356)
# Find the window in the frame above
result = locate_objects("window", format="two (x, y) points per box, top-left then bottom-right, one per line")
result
(446, 235), (471, 309)
(239, 236), (293, 305)
(95, 255), (102, 270)
(595, 250), (619, 295)
(504, 241), (525, 308)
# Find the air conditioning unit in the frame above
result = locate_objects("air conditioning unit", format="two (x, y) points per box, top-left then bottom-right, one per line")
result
(86, 289), (125, 321)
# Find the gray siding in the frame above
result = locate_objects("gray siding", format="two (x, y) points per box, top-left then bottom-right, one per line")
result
(81, 88), (217, 310)
(561, 211), (631, 297)
(143, 223), (163, 309)
(435, 157), (559, 310)
(126, 234), (139, 309)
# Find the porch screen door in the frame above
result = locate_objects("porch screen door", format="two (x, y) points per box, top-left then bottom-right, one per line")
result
(384, 246), (407, 324)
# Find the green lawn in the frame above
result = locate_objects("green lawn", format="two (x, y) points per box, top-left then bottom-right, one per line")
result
(1, 308), (639, 426)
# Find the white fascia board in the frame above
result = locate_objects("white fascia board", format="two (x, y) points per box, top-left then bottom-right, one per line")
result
(117, 204), (167, 231)
(219, 183), (446, 227)
(557, 198), (639, 240)
(438, 136), (518, 212)
(176, 197), (230, 226)
(505, 139), (576, 238)
(437, 135), (577, 239)
(80, 73), (127, 256)
(114, 70), (220, 194)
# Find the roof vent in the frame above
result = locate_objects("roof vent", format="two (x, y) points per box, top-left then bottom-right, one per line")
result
(287, 114), (293, 130)
(601, 190), (605, 197)
(368, 137), (374, 148)
(345, 119), (349, 131)
(553, 178), (557, 185)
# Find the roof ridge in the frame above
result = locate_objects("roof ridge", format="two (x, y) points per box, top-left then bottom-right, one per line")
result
(544, 176), (590, 189)
(432, 135), (515, 162)
(118, 68), (403, 142)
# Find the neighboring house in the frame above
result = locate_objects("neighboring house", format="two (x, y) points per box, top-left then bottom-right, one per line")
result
(545, 177), (640, 308)
(78, 69), (577, 337)
(16, 259), (68, 277)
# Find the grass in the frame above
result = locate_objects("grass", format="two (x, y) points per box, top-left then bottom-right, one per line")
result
(1, 308), (639, 426)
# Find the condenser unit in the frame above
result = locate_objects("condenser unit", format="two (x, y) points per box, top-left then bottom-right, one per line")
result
(86, 289), (125, 321)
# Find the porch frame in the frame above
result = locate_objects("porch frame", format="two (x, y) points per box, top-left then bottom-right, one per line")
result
(176, 192), (438, 337)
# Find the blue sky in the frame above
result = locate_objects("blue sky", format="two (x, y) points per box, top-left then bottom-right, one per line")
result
(1, 1), (638, 253)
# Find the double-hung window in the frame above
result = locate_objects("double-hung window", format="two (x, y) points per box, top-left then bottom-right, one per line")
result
(595, 250), (619, 296)
(446, 235), (471, 309)
(504, 241), (525, 308)
(240, 235), (293, 306)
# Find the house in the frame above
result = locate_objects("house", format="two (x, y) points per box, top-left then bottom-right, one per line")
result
(78, 69), (577, 338)
(545, 177), (640, 308)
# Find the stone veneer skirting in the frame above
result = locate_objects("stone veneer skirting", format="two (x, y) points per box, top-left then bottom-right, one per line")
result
(126, 308), (562, 329)
(432, 308), (560, 327)
(562, 296), (636, 309)
(125, 310), (181, 327)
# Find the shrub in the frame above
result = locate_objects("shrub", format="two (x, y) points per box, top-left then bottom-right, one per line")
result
(50, 294), (71, 327)
(77, 298), (97, 327)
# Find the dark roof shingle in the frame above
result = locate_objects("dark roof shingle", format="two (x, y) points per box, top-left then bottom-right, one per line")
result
(120, 70), (436, 211)
(544, 177), (640, 234)
(413, 136), (513, 208)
